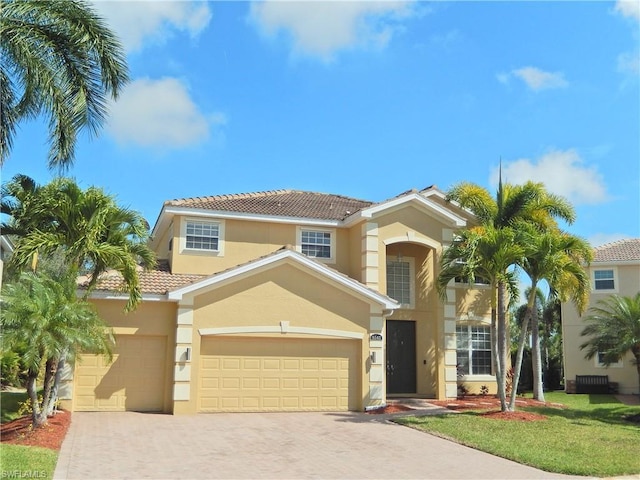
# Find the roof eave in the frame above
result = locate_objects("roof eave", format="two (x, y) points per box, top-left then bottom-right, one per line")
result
(168, 249), (399, 309)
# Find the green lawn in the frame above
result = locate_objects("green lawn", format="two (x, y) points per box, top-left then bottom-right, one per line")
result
(0, 445), (58, 479)
(396, 392), (640, 477)
(0, 391), (59, 480)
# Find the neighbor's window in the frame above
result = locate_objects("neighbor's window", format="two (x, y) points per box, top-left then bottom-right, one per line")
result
(596, 345), (623, 368)
(185, 220), (219, 251)
(301, 230), (332, 258)
(594, 269), (615, 291)
(386, 259), (413, 307)
(456, 325), (492, 375)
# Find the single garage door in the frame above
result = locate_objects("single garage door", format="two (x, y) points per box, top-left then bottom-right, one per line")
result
(199, 336), (360, 412)
(74, 335), (167, 412)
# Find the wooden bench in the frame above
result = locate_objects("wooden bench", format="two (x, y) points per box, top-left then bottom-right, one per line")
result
(575, 375), (610, 394)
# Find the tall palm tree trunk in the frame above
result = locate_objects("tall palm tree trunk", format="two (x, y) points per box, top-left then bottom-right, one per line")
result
(510, 308), (531, 410)
(497, 282), (510, 411)
(532, 307), (545, 401)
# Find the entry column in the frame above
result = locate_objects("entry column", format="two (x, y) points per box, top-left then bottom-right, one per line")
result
(173, 299), (194, 413)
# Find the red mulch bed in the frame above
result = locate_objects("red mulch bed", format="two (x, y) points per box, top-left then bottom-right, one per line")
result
(367, 404), (414, 414)
(480, 410), (547, 421)
(428, 395), (565, 421)
(1, 410), (71, 450)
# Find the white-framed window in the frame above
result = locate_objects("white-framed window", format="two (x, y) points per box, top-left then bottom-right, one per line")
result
(595, 347), (623, 368)
(297, 227), (335, 262)
(593, 268), (616, 291)
(386, 257), (415, 308)
(456, 325), (492, 375)
(181, 218), (225, 255)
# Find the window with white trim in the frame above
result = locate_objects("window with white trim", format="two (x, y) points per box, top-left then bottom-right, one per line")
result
(301, 230), (331, 258)
(386, 258), (414, 308)
(593, 269), (615, 291)
(185, 220), (220, 251)
(456, 325), (492, 375)
(595, 346), (623, 368)
(297, 227), (335, 262)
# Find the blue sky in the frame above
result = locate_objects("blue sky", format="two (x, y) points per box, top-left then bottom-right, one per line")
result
(2, 1), (639, 246)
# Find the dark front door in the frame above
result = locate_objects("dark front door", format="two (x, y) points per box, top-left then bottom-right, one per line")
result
(386, 320), (416, 394)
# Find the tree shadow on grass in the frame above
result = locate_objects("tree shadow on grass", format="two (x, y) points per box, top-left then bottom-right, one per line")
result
(523, 399), (640, 428)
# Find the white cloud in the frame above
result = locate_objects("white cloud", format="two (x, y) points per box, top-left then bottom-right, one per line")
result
(615, 0), (640, 21)
(91, 0), (212, 52)
(588, 233), (632, 248)
(510, 67), (568, 91)
(490, 149), (609, 205)
(106, 77), (225, 149)
(249, 0), (419, 61)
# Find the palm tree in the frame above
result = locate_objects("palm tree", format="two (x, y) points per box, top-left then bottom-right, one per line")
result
(2, 175), (155, 416)
(0, 0), (128, 170)
(441, 176), (576, 411)
(580, 293), (640, 394)
(1, 270), (114, 427)
(2, 175), (155, 310)
(512, 229), (591, 406)
(438, 225), (524, 411)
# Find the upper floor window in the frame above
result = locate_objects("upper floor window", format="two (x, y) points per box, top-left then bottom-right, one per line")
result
(182, 219), (224, 255)
(593, 269), (615, 291)
(297, 227), (335, 262)
(386, 258), (414, 308)
(456, 325), (492, 375)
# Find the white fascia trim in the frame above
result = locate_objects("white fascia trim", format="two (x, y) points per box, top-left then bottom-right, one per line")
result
(458, 374), (496, 382)
(81, 290), (170, 302)
(199, 326), (364, 339)
(346, 194), (466, 227)
(163, 206), (341, 227)
(591, 260), (640, 267)
(169, 249), (399, 309)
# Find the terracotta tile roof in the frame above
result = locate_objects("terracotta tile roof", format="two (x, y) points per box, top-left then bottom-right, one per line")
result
(81, 260), (206, 295)
(593, 239), (640, 262)
(165, 189), (372, 221)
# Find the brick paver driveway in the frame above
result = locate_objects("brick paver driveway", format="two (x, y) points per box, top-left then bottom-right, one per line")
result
(54, 411), (577, 479)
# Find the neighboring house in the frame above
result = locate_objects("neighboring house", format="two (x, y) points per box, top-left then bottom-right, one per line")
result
(0, 235), (14, 288)
(562, 238), (640, 395)
(60, 187), (493, 414)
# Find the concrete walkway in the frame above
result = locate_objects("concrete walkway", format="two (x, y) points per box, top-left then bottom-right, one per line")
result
(54, 410), (585, 480)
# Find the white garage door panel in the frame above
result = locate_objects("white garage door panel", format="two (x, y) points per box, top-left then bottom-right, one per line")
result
(74, 335), (167, 412)
(199, 337), (359, 412)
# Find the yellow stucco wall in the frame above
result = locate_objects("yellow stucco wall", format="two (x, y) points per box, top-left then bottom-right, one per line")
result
(372, 206), (450, 399)
(174, 263), (373, 413)
(65, 299), (177, 413)
(168, 216), (353, 277)
(563, 263), (639, 394)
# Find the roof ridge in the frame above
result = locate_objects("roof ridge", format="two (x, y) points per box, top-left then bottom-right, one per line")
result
(595, 238), (640, 249)
(165, 189), (374, 208)
(167, 189), (294, 205)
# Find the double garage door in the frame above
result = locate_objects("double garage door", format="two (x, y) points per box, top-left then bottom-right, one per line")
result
(73, 335), (167, 412)
(74, 335), (359, 413)
(199, 336), (359, 412)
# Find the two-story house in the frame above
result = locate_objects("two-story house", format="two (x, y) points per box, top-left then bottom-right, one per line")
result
(60, 187), (493, 414)
(562, 238), (640, 395)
